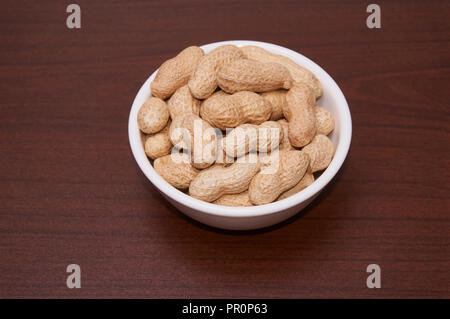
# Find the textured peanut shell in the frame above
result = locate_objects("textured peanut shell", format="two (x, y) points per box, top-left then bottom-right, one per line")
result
(137, 97), (169, 134)
(278, 169), (314, 200)
(315, 106), (335, 136)
(284, 84), (317, 147)
(144, 121), (172, 159)
(200, 91), (272, 130)
(241, 45), (322, 98)
(188, 45), (245, 99)
(213, 143), (230, 166)
(221, 121), (282, 158)
(213, 191), (253, 207)
(249, 150), (309, 205)
(261, 90), (287, 121)
(151, 46), (204, 99)
(154, 154), (199, 189)
(302, 134), (334, 172)
(277, 119), (295, 151)
(217, 59), (292, 93)
(169, 113), (217, 169)
(189, 154), (260, 202)
(167, 85), (200, 119)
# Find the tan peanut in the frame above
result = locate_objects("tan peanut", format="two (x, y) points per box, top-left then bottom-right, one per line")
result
(261, 90), (287, 121)
(150, 46), (204, 99)
(213, 191), (253, 207)
(315, 106), (335, 136)
(213, 143), (231, 166)
(137, 97), (170, 134)
(278, 169), (314, 200)
(188, 45), (245, 99)
(217, 59), (292, 93)
(200, 91), (272, 130)
(144, 120), (172, 159)
(169, 113), (217, 169)
(302, 134), (334, 172)
(221, 121), (282, 158)
(154, 153), (199, 189)
(167, 85), (200, 119)
(284, 84), (317, 147)
(248, 150), (309, 205)
(241, 45), (322, 98)
(189, 153), (260, 202)
(277, 119), (295, 150)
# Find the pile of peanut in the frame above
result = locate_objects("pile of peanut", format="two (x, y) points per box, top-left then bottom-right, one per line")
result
(137, 44), (335, 206)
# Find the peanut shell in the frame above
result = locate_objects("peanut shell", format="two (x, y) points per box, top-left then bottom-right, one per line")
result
(188, 45), (245, 99)
(248, 150), (309, 205)
(137, 97), (169, 134)
(189, 154), (260, 202)
(154, 153), (199, 189)
(200, 91), (272, 130)
(241, 45), (322, 98)
(302, 134), (334, 172)
(217, 59), (292, 93)
(151, 46), (204, 99)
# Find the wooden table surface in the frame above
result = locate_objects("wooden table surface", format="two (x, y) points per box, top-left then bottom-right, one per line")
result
(0, 0), (449, 298)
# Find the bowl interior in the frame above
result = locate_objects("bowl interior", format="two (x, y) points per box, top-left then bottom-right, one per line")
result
(128, 40), (352, 218)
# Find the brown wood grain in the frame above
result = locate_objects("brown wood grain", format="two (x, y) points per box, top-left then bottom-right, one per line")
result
(0, 0), (449, 298)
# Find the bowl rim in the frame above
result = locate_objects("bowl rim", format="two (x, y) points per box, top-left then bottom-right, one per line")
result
(128, 40), (352, 218)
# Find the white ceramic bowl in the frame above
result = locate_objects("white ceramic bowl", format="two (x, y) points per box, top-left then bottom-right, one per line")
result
(128, 40), (352, 230)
